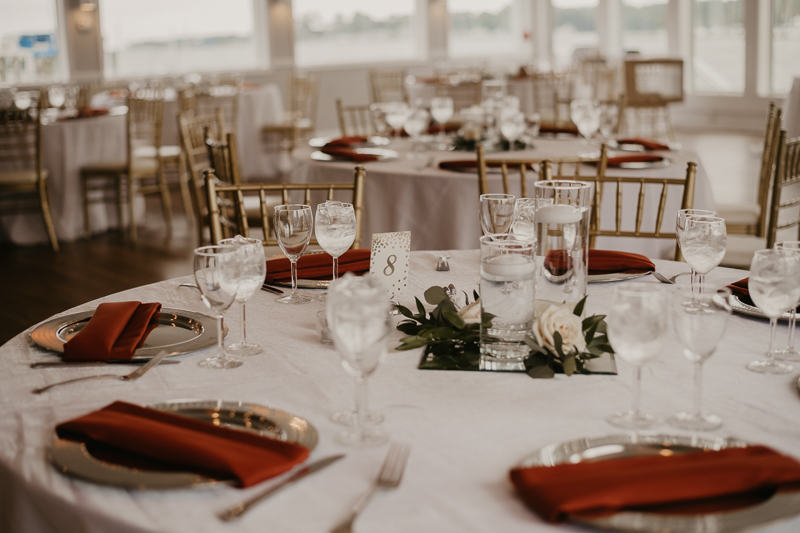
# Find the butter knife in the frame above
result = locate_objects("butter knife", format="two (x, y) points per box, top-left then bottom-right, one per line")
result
(261, 284), (285, 295)
(31, 359), (180, 369)
(218, 454), (345, 521)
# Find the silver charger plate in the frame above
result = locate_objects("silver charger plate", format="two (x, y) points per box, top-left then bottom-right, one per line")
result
(310, 147), (399, 162)
(609, 156), (672, 170)
(30, 308), (227, 358)
(48, 400), (318, 489)
(517, 433), (800, 533)
(308, 135), (390, 148)
(588, 271), (651, 283)
(730, 295), (793, 321)
(608, 140), (681, 152)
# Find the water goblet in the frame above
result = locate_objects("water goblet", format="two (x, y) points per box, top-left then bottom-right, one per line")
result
(668, 285), (731, 431)
(598, 103), (618, 142)
(219, 236), (266, 356)
(606, 283), (669, 429)
(569, 98), (600, 146)
(403, 107), (430, 160)
(274, 204), (313, 305)
(479, 193), (516, 235)
(430, 96), (454, 143)
(775, 241), (800, 361)
(369, 103), (390, 137)
(12, 90), (33, 111)
(511, 198), (537, 240)
(193, 245), (243, 369)
(315, 201), (357, 304)
(327, 273), (391, 446)
(675, 209), (716, 283)
(679, 215), (726, 305)
(384, 101), (411, 143)
(47, 86), (66, 109)
(500, 110), (526, 151)
(747, 249), (800, 374)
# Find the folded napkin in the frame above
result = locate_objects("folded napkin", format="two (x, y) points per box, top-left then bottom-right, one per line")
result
(616, 137), (671, 151)
(538, 125), (579, 136)
(319, 147), (380, 163)
(542, 249), (655, 277)
(606, 154), (665, 167)
(265, 249), (371, 284)
(56, 401), (309, 487)
(322, 136), (369, 148)
(510, 445), (800, 523)
(63, 301), (161, 362)
(727, 278), (800, 312)
(438, 160), (534, 172)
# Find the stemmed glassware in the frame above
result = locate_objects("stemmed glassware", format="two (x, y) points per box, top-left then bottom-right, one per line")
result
(479, 193), (516, 235)
(598, 103), (618, 142)
(500, 110), (526, 151)
(569, 98), (600, 147)
(669, 285), (731, 430)
(403, 107), (430, 159)
(274, 204), (313, 305)
(219, 236), (266, 356)
(511, 198), (537, 240)
(315, 201), (357, 303)
(193, 245), (243, 369)
(384, 101), (411, 143)
(747, 249), (800, 374)
(430, 96), (454, 145)
(327, 273), (391, 446)
(775, 241), (800, 361)
(678, 215), (727, 305)
(606, 283), (668, 429)
(368, 103), (391, 138)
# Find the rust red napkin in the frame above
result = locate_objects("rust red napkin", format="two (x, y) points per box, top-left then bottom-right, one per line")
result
(438, 160), (534, 172)
(319, 147), (380, 163)
(538, 125), (580, 136)
(616, 137), (671, 151)
(510, 445), (800, 523)
(56, 401), (309, 488)
(322, 136), (368, 148)
(265, 249), (371, 284)
(543, 249), (655, 277)
(606, 154), (665, 167)
(63, 301), (161, 362)
(727, 278), (800, 311)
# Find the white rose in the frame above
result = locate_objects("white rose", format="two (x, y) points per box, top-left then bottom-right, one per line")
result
(457, 299), (481, 325)
(531, 305), (586, 354)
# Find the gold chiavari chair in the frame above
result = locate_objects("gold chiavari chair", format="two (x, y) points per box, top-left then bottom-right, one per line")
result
(476, 144), (609, 198)
(178, 109), (227, 244)
(205, 166), (366, 248)
(0, 101), (59, 251)
(261, 74), (319, 153)
(80, 94), (172, 242)
(618, 58), (684, 143)
(542, 160), (697, 260)
(336, 99), (375, 137)
(369, 68), (408, 103)
(530, 70), (575, 127)
(766, 130), (800, 248)
(434, 80), (482, 112)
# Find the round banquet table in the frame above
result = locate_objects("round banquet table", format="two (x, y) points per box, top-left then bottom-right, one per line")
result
(1, 250), (800, 533)
(290, 138), (716, 259)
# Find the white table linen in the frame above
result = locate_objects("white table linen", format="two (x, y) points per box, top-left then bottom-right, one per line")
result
(783, 77), (800, 139)
(290, 139), (715, 259)
(1, 250), (799, 533)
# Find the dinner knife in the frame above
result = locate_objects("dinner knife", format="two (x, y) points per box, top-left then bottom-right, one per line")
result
(218, 454), (346, 521)
(261, 284), (285, 295)
(31, 359), (180, 369)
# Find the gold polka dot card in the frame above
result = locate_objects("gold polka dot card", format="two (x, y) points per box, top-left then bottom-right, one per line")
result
(370, 231), (411, 299)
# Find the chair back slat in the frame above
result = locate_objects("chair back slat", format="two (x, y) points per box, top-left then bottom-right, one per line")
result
(369, 69), (407, 104)
(768, 132), (800, 247)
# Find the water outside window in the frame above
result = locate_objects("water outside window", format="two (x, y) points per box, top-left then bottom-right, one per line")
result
(293, 0), (418, 67)
(622, 0), (669, 56)
(448, 0), (530, 59)
(693, 0), (745, 94)
(0, 0), (62, 84)
(552, 0), (599, 69)
(772, 0), (800, 94)
(100, 0), (262, 79)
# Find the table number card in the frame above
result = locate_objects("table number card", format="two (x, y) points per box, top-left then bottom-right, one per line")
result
(370, 231), (411, 299)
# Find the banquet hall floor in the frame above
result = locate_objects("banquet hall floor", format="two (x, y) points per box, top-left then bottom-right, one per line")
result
(0, 129), (762, 345)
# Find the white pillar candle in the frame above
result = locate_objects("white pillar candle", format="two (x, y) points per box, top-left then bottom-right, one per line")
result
(481, 254), (535, 281)
(535, 204), (582, 224)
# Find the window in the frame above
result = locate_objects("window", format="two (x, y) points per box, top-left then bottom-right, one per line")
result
(552, 0), (599, 69)
(621, 0), (669, 56)
(293, 0), (418, 67)
(0, 0), (63, 83)
(100, 0), (264, 79)
(772, 0), (800, 94)
(448, 0), (530, 59)
(692, 0), (745, 93)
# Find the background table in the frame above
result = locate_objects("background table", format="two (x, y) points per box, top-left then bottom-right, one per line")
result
(1, 250), (798, 532)
(291, 138), (715, 259)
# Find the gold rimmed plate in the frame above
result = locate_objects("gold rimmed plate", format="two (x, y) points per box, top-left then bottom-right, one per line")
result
(30, 308), (227, 358)
(48, 400), (318, 489)
(517, 433), (800, 533)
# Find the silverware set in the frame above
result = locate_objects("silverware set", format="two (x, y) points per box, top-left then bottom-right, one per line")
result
(651, 271), (690, 284)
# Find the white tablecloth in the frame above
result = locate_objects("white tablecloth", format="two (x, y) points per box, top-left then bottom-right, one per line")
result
(1, 251), (799, 532)
(291, 139), (715, 259)
(784, 77), (800, 139)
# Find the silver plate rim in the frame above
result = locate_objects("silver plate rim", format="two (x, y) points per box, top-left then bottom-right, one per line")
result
(307, 135), (390, 148)
(609, 156), (672, 170)
(49, 399), (318, 490)
(517, 433), (800, 533)
(730, 295), (793, 321)
(588, 271), (651, 284)
(310, 147), (399, 162)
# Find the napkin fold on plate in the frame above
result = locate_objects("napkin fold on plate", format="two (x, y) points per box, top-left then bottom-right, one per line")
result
(264, 249), (371, 284)
(438, 160), (535, 172)
(63, 301), (161, 362)
(543, 249), (655, 277)
(56, 401), (309, 488)
(319, 147), (380, 163)
(615, 137), (671, 151)
(510, 445), (800, 523)
(727, 278), (800, 312)
(606, 154), (665, 167)
(322, 136), (369, 148)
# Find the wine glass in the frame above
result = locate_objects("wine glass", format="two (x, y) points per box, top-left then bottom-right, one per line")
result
(219, 236), (266, 356)
(747, 249), (800, 374)
(679, 215), (727, 306)
(775, 241), (800, 361)
(511, 198), (536, 240)
(606, 283), (669, 429)
(598, 103), (618, 142)
(479, 193), (516, 235)
(384, 101), (411, 143)
(569, 98), (600, 146)
(327, 273), (391, 446)
(500, 110), (526, 151)
(47, 86), (65, 109)
(669, 285), (732, 430)
(194, 245), (243, 369)
(274, 204), (313, 305)
(430, 96), (454, 142)
(369, 103), (390, 138)
(315, 201), (356, 303)
(403, 107), (430, 159)
(12, 90), (33, 111)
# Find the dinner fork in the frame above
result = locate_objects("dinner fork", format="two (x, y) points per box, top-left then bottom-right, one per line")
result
(331, 442), (410, 533)
(652, 271), (690, 284)
(32, 350), (169, 394)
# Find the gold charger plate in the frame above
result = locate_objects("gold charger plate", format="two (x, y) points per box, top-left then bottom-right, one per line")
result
(29, 308), (227, 358)
(517, 433), (800, 533)
(48, 400), (318, 489)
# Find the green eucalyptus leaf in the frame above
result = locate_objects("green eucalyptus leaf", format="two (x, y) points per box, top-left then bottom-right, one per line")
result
(563, 354), (576, 376)
(553, 331), (564, 357)
(397, 305), (415, 319)
(416, 298), (426, 318)
(443, 310), (466, 329)
(397, 322), (421, 335)
(424, 286), (448, 305)
(573, 296), (587, 317)
(527, 364), (556, 379)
